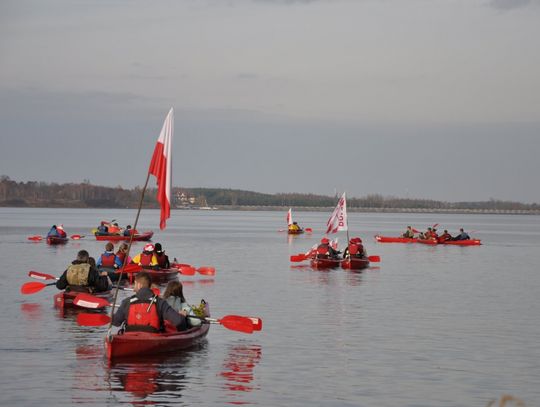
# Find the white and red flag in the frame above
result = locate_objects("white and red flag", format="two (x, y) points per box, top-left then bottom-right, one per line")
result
(286, 208), (293, 226)
(148, 108), (174, 230)
(326, 192), (348, 234)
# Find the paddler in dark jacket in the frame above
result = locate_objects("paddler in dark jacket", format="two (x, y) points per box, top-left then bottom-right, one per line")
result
(153, 243), (170, 269)
(112, 272), (187, 332)
(56, 250), (111, 293)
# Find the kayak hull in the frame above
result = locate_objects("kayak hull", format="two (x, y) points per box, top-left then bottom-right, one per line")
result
(287, 229), (304, 235)
(54, 290), (113, 310)
(310, 258), (341, 269)
(341, 257), (370, 270)
(144, 268), (179, 285)
(442, 239), (481, 246)
(95, 231), (154, 242)
(375, 235), (418, 243)
(417, 238), (439, 245)
(105, 303), (210, 360)
(47, 236), (69, 245)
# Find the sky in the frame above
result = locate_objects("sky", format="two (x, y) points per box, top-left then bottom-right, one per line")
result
(1, 0), (539, 203)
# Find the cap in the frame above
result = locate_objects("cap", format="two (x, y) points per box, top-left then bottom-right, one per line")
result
(143, 243), (155, 252)
(321, 237), (330, 244)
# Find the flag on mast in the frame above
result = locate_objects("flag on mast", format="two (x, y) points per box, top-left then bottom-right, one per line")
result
(326, 192), (347, 234)
(286, 208), (293, 226)
(148, 108), (173, 230)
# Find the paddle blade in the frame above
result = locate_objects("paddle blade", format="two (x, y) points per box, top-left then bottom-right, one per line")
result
(151, 287), (161, 296)
(247, 317), (263, 331)
(178, 266), (196, 276)
(70, 234), (84, 240)
(116, 264), (142, 274)
(28, 271), (57, 281)
(74, 293), (111, 309)
(368, 255), (381, 263)
(290, 254), (307, 262)
(197, 267), (215, 276)
(219, 316), (254, 334)
(305, 228), (313, 233)
(28, 236), (43, 241)
(77, 313), (111, 326)
(20, 281), (48, 295)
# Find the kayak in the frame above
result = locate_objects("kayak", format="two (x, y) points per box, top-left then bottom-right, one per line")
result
(442, 239), (482, 246)
(417, 238), (439, 245)
(341, 257), (370, 270)
(144, 268), (179, 285)
(105, 302), (210, 360)
(310, 258), (341, 269)
(95, 231), (154, 242)
(374, 235), (418, 243)
(287, 229), (304, 235)
(47, 236), (69, 245)
(54, 290), (113, 310)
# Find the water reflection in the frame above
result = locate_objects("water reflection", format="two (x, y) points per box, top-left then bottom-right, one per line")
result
(219, 342), (262, 405)
(20, 302), (43, 321)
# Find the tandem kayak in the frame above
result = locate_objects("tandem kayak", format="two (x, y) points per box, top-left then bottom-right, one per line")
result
(341, 257), (370, 270)
(54, 290), (113, 310)
(310, 257), (341, 269)
(105, 302), (210, 360)
(47, 236), (69, 245)
(442, 239), (481, 246)
(416, 238), (439, 245)
(374, 235), (418, 243)
(94, 231), (154, 242)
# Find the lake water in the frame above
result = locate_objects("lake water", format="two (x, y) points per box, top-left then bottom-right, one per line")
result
(0, 208), (539, 406)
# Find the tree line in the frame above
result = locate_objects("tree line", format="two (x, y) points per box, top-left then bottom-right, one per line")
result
(1, 176), (539, 211)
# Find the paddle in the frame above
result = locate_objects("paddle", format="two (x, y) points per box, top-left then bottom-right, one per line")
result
(290, 254), (308, 262)
(74, 293), (111, 309)
(305, 228), (313, 233)
(28, 271), (58, 280)
(28, 235), (44, 241)
(70, 234), (84, 240)
(367, 255), (381, 263)
(172, 263), (216, 276)
(20, 281), (56, 295)
(77, 313), (111, 326)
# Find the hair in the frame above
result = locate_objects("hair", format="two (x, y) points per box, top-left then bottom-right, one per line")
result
(88, 257), (96, 268)
(163, 281), (185, 302)
(105, 242), (114, 251)
(118, 242), (128, 252)
(135, 271), (152, 288)
(126, 225), (131, 229)
(76, 250), (90, 262)
(154, 243), (163, 253)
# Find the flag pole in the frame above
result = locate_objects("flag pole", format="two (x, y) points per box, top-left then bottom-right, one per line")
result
(107, 172), (152, 334)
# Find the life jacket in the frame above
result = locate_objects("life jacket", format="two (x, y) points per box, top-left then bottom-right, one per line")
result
(108, 226), (120, 234)
(126, 296), (160, 332)
(57, 229), (67, 238)
(66, 263), (91, 290)
(155, 253), (168, 268)
(100, 253), (116, 268)
(316, 244), (330, 258)
(139, 252), (154, 266)
(116, 251), (126, 263)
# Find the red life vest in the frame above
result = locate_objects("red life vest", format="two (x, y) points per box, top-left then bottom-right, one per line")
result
(139, 252), (154, 266)
(317, 244), (330, 258)
(100, 253), (116, 267)
(116, 251), (126, 263)
(155, 253), (168, 268)
(126, 298), (160, 332)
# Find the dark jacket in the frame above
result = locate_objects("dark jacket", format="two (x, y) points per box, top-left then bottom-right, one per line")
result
(56, 260), (111, 292)
(112, 287), (187, 331)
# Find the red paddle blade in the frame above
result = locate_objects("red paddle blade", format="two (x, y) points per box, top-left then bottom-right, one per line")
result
(116, 264), (142, 274)
(368, 255), (381, 263)
(245, 316), (262, 331)
(290, 254), (307, 262)
(178, 266), (196, 276)
(197, 267), (215, 276)
(28, 271), (57, 280)
(77, 313), (111, 326)
(74, 293), (111, 309)
(219, 316), (254, 334)
(28, 236), (43, 241)
(70, 234), (83, 240)
(305, 228), (313, 233)
(20, 281), (47, 295)
(151, 287), (161, 296)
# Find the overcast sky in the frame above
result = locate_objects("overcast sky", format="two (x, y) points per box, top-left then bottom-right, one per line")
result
(1, 0), (539, 203)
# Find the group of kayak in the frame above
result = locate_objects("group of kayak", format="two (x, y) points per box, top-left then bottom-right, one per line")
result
(375, 225), (481, 246)
(94, 220), (154, 241)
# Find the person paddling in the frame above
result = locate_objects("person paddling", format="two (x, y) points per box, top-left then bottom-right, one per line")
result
(401, 226), (415, 238)
(438, 230), (452, 243)
(56, 224), (67, 238)
(316, 237), (340, 260)
(163, 281), (201, 328)
(97, 242), (123, 269)
(56, 249), (111, 293)
(154, 243), (170, 269)
(111, 272), (188, 333)
(343, 237), (366, 259)
(132, 243), (159, 268)
(453, 228), (470, 241)
(47, 225), (59, 238)
(288, 222), (302, 232)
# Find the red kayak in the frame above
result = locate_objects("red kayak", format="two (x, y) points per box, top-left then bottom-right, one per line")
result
(341, 257), (370, 270)
(442, 239), (482, 246)
(47, 236), (69, 245)
(95, 231), (154, 242)
(105, 303), (210, 360)
(145, 268), (179, 284)
(417, 238), (439, 245)
(374, 235), (418, 243)
(54, 290), (113, 310)
(287, 229), (304, 235)
(310, 258), (341, 269)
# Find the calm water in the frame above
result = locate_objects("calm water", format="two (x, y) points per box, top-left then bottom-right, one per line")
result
(0, 208), (539, 406)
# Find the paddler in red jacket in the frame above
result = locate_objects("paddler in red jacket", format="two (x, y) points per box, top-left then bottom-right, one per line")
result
(343, 237), (366, 258)
(111, 272), (187, 332)
(438, 230), (452, 243)
(316, 237), (340, 259)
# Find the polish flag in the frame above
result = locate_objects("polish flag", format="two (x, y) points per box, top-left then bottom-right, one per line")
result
(326, 192), (348, 234)
(286, 208), (293, 226)
(149, 108), (173, 230)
